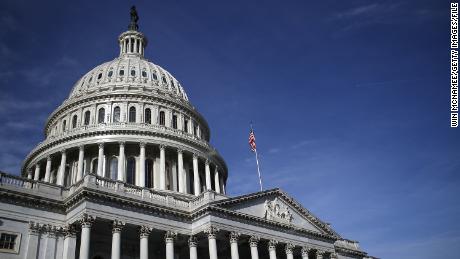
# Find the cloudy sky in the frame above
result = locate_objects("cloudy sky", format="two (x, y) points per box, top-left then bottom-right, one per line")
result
(0, 0), (457, 258)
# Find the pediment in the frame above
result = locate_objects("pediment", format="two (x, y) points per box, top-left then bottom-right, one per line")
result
(213, 189), (337, 236)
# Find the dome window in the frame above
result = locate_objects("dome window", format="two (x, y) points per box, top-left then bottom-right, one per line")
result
(97, 73), (102, 80)
(62, 120), (67, 131)
(142, 71), (147, 77)
(98, 108), (105, 123)
(162, 77), (167, 84)
(128, 107), (136, 122)
(84, 111), (90, 126)
(172, 115), (178, 129)
(159, 111), (165, 126)
(119, 70), (125, 76)
(152, 72), (157, 80)
(184, 119), (189, 133)
(88, 77), (93, 83)
(108, 71), (113, 77)
(109, 157), (118, 180)
(131, 70), (136, 76)
(126, 157), (136, 185)
(72, 115), (78, 128)
(144, 108), (151, 124)
(113, 107), (121, 122)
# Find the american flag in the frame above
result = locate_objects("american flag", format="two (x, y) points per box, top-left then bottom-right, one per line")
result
(249, 129), (257, 152)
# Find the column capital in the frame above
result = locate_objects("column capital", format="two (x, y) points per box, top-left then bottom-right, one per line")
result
(316, 250), (325, 259)
(249, 236), (260, 247)
(229, 232), (240, 243)
(112, 219), (125, 233)
(78, 145), (85, 150)
(188, 236), (198, 247)
(139, 225), (153, 238)
(301, 247), (312, 256)
(193, 153), (198, 159)
(60, 149), (67, 154)
(204, 225), (219, 239)
(139, 142), (146, 148)
(46, 156), (52, 161)
(268, 239), (278, 250)
(165, 231), (177, 243)
(285, 243), (295, 254)
(98, 142), (104, 149)
(28, 221), (41, 235)
(63, 224), (77, 238)
(79, 213), (95, 228)
(44, 224), (59, 238)
(205, 159), (210, 165)
(177, 148), (183, 154)
(330, 252), (338, 259)
(159, 144), (166, 150)
(119, 141), (125, 146)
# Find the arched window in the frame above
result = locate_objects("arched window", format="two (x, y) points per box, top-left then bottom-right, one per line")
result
(72, 115), (78, 128)
(152, 72), (157, 80)
(109, 157), (118, 180)
(126, 157), (136, 185)
(97, 73), (102, 80)
(184, 119), (189, 133)
(193, 124), (197, 136)
(172, 115), (178, 129)
(144, 108), (151, 124)
(98, 108), (105, 123)
(62, 120), (66, 131)
(108, 70), (113, 77)
(113, 107), (121, 122)
(159, 111), (165, 126)
(84, 111), (90, 126)
(145, 159), (154, 188)
(119, 70), (124, 76)
(131, 69), (136, 76)
(142, 71), (147, 77)
(129, 107), (136, 123)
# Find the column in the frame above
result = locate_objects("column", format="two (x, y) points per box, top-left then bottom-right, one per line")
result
(301, 247), (310, 259)
(97, 143), (104, 176)
(43, 225), (57, 259)
(34, 164), (40, 181)
(177, 149), (185, 193)
(139, 226), (152, 259)
(165, 231), (177, 259)
(57, 150), (67, 186)
(316, 250), (325, 259)
(229, 232), (240, 259)
(159, 145), (166, 189)
(214, 167), (221, 193)
(268, 240), (278, 259)
(27, 169), (32, 179)
(117, 142), (125, 181)
(205, 226), (219, 259)
(111, 220), (125, 259)
(193, 154), (200, 196)
(285, 244), (294, 259)
(76, 145), (84, 182)
(205, 160), (212, 191)
(249, 236), (260, 259)
(134, 38), (138, 53)
(220, 178), (225, 195)
(25, 222), (40, 259)
(63, 225), (77, 259)
(79, 214), (95, 259)
(44, 156), (52, 182)
(330, 252), (338, 259)
(139, 142), (146, 187)
(189, 236), (198, 259)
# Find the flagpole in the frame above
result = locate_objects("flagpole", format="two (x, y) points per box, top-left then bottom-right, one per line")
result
(254, 148), (263, 192)
(250, 122), (263, 192)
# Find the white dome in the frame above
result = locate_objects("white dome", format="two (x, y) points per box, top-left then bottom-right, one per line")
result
(68, 56), (189, 102)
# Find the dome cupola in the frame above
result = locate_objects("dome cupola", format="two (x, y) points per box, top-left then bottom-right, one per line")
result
(118, 6), (147, 58)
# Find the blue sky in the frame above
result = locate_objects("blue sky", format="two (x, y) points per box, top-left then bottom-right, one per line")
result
(0, 0), (457, 258)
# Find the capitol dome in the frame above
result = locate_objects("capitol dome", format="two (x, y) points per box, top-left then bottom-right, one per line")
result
(21, 10), (227, 196)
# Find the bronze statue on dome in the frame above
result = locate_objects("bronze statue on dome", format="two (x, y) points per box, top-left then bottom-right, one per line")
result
(129, 6), (139, 31)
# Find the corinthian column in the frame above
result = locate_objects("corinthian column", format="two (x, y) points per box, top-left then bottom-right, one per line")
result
(205, 160), (212, 191)
(229, 232), (240, 259)
(57, 150), (67, 186)
(111, 220), (125, 259)
(79, 213), (95, 259)
(189, 236), (198, 259)
(117, 142), (125, 181)
(268, 240), (278, 259)
(316, 250), (325, 259)
(97, 143), (104, 176)
(193, 154), (200, 196)
(301, 247), (311, 259)
(285, 243), (294, 259)
(249, 236), (260, 259)
(25, 222), (40, 259)
(177, 149), (185, 193)
(62, 224), (77, 259)
(44, 156), (52, 182)
(214, 167), (221, 193)
(139, 226), (152, 259)
(76, 145), (85, 182)
(43, 225), (57, 259)
(160, 145), (166, 190)
(139, 142), (146, 187)
(205, 226), (219, 259)
(165, 231), (177, 259)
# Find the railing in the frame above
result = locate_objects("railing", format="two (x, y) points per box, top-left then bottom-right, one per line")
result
(0, 172), (36, 189)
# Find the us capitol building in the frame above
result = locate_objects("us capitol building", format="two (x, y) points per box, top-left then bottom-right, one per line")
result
(0, 7), (376, 259)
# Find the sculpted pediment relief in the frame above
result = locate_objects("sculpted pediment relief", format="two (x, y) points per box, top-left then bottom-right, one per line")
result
(263, 197), (293, 224)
